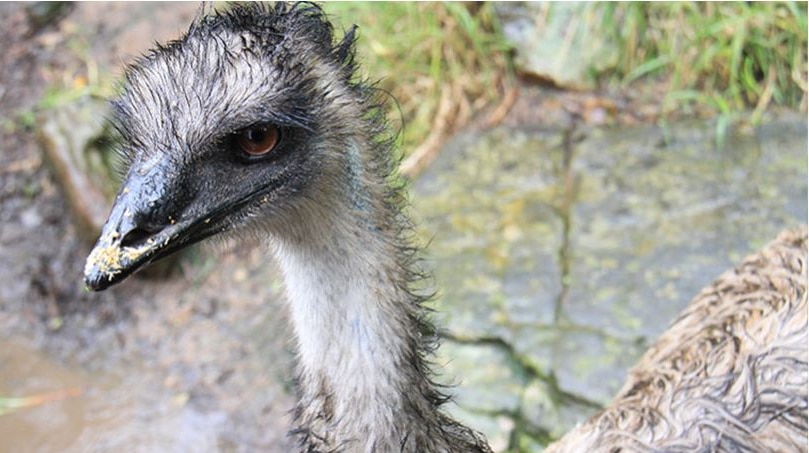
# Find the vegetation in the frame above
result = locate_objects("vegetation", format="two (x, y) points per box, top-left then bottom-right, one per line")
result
(323, 2), (806, 151)
(321, 2), (512, 174)
(598, 2), (807, 123)
(37, 3), (805, 164)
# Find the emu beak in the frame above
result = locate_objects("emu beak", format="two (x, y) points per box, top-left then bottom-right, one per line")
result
(83, 205), (176, 292)
(84, 170), (166, 291)
(83, 216), (157, 291)
(83, 162), (211, 291)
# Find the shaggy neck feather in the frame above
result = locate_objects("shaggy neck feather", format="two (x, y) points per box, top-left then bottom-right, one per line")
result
(265, 133), (490, 453)
(269, 164), (441, 451)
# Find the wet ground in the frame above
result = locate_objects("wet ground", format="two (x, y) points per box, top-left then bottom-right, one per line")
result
(1, 4), (295, 453)
(0, 3), (806, 453)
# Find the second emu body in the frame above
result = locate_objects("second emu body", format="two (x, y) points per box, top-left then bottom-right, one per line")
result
(84, 4), (808, 452)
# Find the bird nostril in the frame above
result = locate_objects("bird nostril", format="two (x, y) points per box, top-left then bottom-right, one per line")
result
(119, 225), (161, 248)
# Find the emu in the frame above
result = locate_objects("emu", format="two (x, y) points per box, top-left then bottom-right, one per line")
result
(83, 4), (808, 452)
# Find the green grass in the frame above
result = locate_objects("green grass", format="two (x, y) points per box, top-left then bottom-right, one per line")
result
(321, 2), (513, 164)
(596, 2), (807, 122)
(321, 2), (805, 153)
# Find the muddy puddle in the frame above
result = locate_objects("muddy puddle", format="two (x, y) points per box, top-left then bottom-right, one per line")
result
(0, 340), (228, 453)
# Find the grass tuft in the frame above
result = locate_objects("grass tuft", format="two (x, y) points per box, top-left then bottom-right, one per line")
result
(596, 2), (807, 121)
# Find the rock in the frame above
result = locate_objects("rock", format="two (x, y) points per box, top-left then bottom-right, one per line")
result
(496, 3), (619, 90)
(413, 112), (807, 448)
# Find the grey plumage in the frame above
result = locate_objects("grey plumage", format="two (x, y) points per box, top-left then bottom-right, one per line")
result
(83, 3), (807, 453)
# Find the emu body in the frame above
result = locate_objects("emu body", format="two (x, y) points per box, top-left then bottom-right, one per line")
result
(83, 4), (807, 452)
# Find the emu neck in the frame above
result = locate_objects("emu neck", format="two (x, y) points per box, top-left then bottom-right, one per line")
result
(271, 178), (440, 451)
(268, 134), (490, 452)
(276, 218), (414, 395)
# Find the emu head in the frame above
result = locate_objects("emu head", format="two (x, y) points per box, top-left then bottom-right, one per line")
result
(84, 3), (368, 291)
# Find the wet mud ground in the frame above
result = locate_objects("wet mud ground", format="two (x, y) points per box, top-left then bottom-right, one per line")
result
(1, 4), (295, 452)
(0, 3), (806, 453)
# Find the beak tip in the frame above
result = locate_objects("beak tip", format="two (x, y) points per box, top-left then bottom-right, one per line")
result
(82, 242), (127, 292)
(82, 261), (109, 292)
(83, 231), (160, 292)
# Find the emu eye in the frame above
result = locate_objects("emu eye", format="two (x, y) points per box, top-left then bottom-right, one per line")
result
(237, 124), (279, 157)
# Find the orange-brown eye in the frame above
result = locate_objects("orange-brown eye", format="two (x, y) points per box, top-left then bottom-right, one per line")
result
(237, 124), (279, 157)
